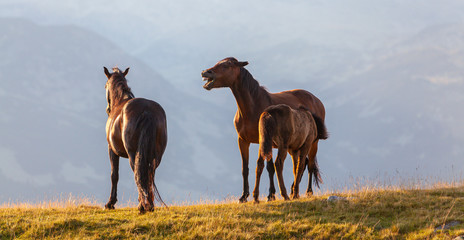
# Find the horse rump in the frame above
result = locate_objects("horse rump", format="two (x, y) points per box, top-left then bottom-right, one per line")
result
(258, 111), (276, 161)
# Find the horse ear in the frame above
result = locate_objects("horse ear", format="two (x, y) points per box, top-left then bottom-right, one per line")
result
(104, 67), (111, 78)
(237, 61), (248, 67)
(123, 67), (130, 77)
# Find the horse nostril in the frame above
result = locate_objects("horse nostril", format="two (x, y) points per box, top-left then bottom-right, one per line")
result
(202, 70), (212, 77)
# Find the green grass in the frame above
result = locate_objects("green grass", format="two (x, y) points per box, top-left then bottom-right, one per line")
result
(1, 185), (463, 239)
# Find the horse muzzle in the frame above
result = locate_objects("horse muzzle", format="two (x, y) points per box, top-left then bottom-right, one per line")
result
(201, 70), (216, 90)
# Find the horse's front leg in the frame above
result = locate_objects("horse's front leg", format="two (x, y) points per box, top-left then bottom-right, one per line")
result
(266, 159), (276, 201)
(238, 137), (250, 203)
(105, 147), (120, 209)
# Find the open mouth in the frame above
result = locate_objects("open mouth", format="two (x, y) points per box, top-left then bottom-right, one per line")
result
(202, 71), (216, 90)
(202, 77), (215, 90)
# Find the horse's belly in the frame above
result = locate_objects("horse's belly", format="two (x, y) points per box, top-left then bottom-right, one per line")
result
(109, 136), (128, 158)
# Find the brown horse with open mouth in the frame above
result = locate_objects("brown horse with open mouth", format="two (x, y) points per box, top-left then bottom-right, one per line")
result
(201, 57), (327, 202)
(104, 67), (167, 213)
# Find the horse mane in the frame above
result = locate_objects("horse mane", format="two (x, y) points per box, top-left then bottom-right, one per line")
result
(239, 67), (271, 102)
(108, 70), (135, 103)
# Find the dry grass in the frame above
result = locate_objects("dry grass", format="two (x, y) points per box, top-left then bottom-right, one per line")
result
(1, 182), (463, 239)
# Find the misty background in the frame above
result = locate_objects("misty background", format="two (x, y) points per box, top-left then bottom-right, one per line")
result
(0, 0), (463, 205)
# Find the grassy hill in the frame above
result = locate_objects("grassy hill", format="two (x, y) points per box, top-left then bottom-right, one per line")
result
(1, 185), (463, 239)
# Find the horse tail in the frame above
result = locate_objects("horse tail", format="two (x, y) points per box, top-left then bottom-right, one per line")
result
(134, 124), (151, 210)
(153, 179), (167, 208)
(309, 156), (323, 188)
(312, 114), (329, 140)
(134, 112), (167, 209)
(259, 111), (275, 160)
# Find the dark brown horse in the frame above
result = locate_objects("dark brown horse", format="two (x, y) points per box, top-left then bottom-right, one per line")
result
(256, 104), (328, 202)
(104, 67), (167, 213)
(201, 57), (326, 202)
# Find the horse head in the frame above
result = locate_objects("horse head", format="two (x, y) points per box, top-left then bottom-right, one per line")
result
(201, 57), (248, 90)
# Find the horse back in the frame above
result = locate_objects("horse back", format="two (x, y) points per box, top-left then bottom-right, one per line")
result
(263, 104), (318, 150)
(261, 104), (294, 144)
(271, 89), (325, 122)
(123, 98), (166, 120)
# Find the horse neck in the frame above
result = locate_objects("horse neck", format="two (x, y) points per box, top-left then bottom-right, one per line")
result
(110, 97), (131, 111)
(109, 83), (134, 110)
(230, 70), (270, 117)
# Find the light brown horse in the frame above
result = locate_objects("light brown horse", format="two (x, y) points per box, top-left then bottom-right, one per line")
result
(104, 67), (167, 213)
(256, 104), (328, 202)
(201, 57), (326, 202)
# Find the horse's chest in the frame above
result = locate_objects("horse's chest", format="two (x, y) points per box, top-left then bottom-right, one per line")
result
(234, 114), (259, 143)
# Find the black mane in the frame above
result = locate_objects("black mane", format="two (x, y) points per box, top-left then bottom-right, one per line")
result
(239, 67), (270, 102)
(106, 71), (134, 113)
(110, 73), (134, 99)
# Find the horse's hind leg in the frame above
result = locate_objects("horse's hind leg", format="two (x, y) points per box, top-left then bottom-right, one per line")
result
(147, 167), (155, 209)
(291, 156), (309, 196)
(306, 141), (319, 197)
(252, 156), (265, 203)
(306, 156), (313, 196)
(289, 150), (298, 196)
(291, 146), (310, 199)
(274, 147), (290, 200)
(266, 159), (276, 201)
(292, 153), (306, 199)
(105, 147), (120, 210)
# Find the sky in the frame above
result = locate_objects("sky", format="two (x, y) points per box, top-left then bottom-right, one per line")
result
(0, 0), (463, 205)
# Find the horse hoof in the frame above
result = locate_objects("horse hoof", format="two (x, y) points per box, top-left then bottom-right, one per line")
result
(239, 193), (249, 203)
(306, 191), (313, 197)
(291, 194), (299, 200)
(147, 205), (155, 212)
(253, 199), (260, 204)
(104, 203), (115, 210)
(267, 194), (276, 202)
(138, 203), (147, 214)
